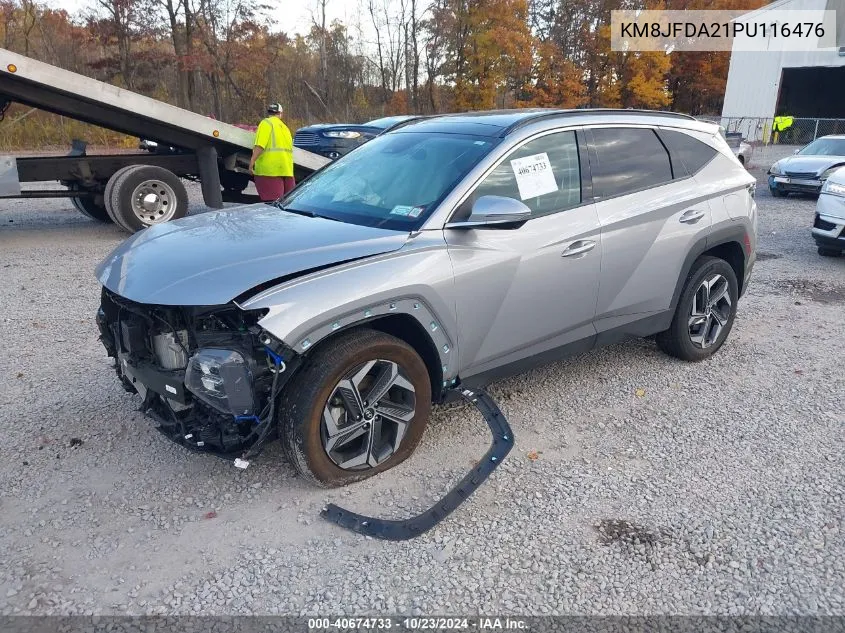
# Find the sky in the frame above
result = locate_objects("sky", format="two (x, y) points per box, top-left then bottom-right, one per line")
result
(52, 0), (362, 37)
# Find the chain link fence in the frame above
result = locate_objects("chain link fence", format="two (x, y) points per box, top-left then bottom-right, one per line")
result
(719, 116), (845, 168)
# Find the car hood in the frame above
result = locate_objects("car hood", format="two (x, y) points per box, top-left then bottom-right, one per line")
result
(96, 205), (409, 306)
(774, 155), (845, 175)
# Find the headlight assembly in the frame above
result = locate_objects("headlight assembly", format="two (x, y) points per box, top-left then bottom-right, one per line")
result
(820, 166), (844, 181)
(768, 162), (783, 176)
(323, 130), (362, 139)
(185, 348), (255, 416)
(823, 180), (845, 197)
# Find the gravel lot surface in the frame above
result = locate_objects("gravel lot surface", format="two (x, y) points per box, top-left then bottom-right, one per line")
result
(0, 171), (843, 616)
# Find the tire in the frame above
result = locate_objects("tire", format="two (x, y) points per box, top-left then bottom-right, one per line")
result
(770, 187), (786, 198)
(105, 165), (188, 233)
(70, 192), (112, 223)
(818, 246), (841, 257)
(279, 328), (432, 487)
(656, 256), (739, 362)
(104, 165), (143, 232)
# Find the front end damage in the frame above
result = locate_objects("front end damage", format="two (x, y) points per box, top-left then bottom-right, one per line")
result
(97, 287), (515, 542)
(96, 287), (300, 464)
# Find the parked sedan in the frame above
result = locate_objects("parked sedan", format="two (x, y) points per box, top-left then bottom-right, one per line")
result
(768, 135), (845, 197)
(812, 166), (845, 257)
(724, 132), (752, 167)
(95, 109), (756, 486)
(293, 115), (417, 159)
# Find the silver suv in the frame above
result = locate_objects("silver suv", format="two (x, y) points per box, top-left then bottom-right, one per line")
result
(96, 109), (757, 487)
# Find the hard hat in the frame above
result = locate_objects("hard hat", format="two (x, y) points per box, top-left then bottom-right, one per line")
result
(267, 103), (283, 114)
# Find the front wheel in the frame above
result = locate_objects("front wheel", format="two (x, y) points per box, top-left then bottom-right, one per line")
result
(770, 187), (786, 198)
(279, 329), (432, 487)
(818, 246), (841, 257)
(656, 256), (739, 362)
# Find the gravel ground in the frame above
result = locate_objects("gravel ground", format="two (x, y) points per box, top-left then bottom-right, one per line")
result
(0, 171), (843, 617)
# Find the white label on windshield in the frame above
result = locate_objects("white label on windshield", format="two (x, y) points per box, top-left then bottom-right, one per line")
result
(510, 153), (558, 200)
(390, 205), (413, 216)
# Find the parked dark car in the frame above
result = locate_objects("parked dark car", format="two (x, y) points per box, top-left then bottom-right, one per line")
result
(293, 115), (417, 159)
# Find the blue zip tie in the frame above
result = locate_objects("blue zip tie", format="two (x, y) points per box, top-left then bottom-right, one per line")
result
(264, 346), (284, 367)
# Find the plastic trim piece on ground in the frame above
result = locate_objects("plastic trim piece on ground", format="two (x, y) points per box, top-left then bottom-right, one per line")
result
(321, 387), (514, 541)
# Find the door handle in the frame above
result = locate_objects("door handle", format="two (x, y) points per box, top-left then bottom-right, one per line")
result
(561, 240), (596, 257)
(679, 209), (706, 224)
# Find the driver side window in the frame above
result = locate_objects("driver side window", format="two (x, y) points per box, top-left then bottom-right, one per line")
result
(457, 130), (581, 221)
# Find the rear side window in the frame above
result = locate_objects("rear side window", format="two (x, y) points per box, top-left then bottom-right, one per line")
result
(658, 129), (718, 176)
(590, 128), (673, 198)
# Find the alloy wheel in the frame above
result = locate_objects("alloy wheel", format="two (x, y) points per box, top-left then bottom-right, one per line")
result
(688, 273), (732, 349)
(321, 359), (416, 470)
(130, 179), (179, 225)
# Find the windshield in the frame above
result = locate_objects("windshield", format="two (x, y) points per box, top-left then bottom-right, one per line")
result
(281, 132), (497, 230)
(798, 138), (845, 156)
(366, 116), (413, 128)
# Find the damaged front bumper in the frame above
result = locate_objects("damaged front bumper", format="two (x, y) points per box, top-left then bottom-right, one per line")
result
(97, 288), (299, 463)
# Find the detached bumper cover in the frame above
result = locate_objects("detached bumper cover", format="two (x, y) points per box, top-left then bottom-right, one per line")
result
(322, 388), (514, 541)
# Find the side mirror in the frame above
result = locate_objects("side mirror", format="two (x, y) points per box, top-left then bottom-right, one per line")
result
(793, 149), (800, 155)
(446, 195), (531, 229)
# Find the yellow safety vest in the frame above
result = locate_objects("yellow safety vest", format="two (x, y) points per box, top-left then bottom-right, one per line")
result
(253, 117), (294, 177)
(773, 116), (794, 132)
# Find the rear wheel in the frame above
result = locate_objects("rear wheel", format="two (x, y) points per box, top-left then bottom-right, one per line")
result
(818, 246), (841, 257)
(105, 165), (188, 233)
(70, 190), (112, 223)
(280, 329), (431, 487)
(104, 166), (142, 232)
(656, 256), (739, 362)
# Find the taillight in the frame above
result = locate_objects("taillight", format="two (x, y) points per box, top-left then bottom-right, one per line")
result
(747, 183), (756, 198)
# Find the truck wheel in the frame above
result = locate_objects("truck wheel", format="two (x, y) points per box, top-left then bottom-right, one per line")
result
(105, 165), (189, 232)
(104, 166), (145, 232)
(279, 329), (432, 487)
(70, 191), (112, 223)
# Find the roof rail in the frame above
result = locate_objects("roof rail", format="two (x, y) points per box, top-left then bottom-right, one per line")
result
(500, 108), (696, 137)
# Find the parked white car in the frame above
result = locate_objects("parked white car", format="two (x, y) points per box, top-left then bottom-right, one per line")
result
(813, 165), (845, 257)
(724, 131), (752, 167)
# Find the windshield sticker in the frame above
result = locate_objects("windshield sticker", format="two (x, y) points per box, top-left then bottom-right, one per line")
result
(390, 205), (414, 216)
(409, 206), (424, 218)
(510, 152), (558, 200)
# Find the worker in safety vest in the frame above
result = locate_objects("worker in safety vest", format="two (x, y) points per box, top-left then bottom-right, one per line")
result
(249, 103), (295, 201)
(771, 114), (794, 145)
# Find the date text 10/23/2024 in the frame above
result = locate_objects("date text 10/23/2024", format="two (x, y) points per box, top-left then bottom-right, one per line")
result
(307, 617), (530, 630)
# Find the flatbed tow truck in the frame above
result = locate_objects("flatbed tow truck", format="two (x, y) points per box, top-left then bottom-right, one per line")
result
(0, 48), (329, 232)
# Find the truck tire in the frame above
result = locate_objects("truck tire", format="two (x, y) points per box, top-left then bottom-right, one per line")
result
(105, 165), (189, 233)
(70, 192), (112, 223)
(104, 165), (143, 232)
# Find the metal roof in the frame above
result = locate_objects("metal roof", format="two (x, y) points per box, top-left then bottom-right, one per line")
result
(392, 108), (698, 137)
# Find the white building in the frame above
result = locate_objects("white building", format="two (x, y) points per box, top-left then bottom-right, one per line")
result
(721, 0), (845, 140)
